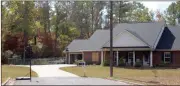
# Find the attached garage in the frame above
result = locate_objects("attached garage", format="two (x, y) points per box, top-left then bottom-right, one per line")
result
(83, 51), (101, 65)
(69, 53), (83, 64)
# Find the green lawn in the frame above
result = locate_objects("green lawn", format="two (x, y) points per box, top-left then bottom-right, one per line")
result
(61, 65), (180, 85)
(2, 65), (38, 83)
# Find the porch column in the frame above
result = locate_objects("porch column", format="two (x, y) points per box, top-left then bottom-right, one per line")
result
(101, 50), (104, 65)
(116, 51), (119, 66)
(133, 51), (135, 66)
(82, 52), (84, 61)
(150, 51), (153, 67)
(68, 53), (71, 64)
(75, 54), (77, 61)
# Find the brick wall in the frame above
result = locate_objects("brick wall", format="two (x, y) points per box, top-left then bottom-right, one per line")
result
(153, 51), (180, 67)
(171, 51), (180, 67)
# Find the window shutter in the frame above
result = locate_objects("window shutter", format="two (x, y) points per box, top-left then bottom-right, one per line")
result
(171, 52), (173, 63)
(161, 52), (164, 62)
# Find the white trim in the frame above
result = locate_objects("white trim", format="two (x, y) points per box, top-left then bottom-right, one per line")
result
(116, 51), (119, 66)
(68, 53), (71, 64)
(150, 51), (153, 67)
(143, 54), (150, 67)
(82, 52), (84, 61)
(103, 48), (151, 51)
(101, 50), (104, 65)
(155, 49), (180, 51)
(128, 52), (133, 66)
(153, 25), (165, 50)
(133, 51), (135, 66)
(69, 52), (83, 54)
(164, 52), (171, 63)
(80, 50), (100, 52)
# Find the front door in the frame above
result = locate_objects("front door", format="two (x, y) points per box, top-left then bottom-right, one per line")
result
(143, 53), (150, 66)
(128, 52), (133, 66)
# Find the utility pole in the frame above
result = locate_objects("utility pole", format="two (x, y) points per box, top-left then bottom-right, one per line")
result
(23, 1), (28, 64)
(110, 1), (113, 77)
(92, 1), (94, 33)
(172, 2), (176, 26)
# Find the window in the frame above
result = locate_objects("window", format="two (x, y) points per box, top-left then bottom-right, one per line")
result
(92, 52), (99, 62)
(164, 52), (171, 63)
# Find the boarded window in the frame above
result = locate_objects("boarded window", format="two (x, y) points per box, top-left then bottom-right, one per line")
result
(92, 52), (99, 62)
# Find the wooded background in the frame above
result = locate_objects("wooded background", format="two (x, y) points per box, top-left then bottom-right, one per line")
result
(1, 1), (180, 59)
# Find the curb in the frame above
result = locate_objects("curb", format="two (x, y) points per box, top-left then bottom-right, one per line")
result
(84, 77), (143, 85)
(2, 77), (11, 86)
(106, 78), (144, 85)
(117, 79), (143, 85)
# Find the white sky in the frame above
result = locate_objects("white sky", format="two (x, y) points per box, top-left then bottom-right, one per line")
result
(140, 1), (175, 12)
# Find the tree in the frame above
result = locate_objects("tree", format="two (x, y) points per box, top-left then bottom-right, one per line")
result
(126, 2), (154, 22)
(113, 1), (132, 23)
(156, 10), (164, 22)
(2, 1), (37, 59)
(165, 1), (180, 25)
(2, 1), (159, 59)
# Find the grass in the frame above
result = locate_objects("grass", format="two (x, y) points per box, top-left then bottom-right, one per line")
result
(61, 65), (180, 85)
(2, 65), (38, 84)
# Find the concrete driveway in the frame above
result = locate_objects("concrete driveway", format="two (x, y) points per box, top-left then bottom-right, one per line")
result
(14, 77), (129, 85)
(30, 64), (78, 77)
(13, 64), (130, 85)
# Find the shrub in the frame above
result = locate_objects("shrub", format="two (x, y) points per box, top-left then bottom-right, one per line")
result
(4, 50), (13, 58)
(118, 57), (125, 66)
(135, 61), (142, 67)
(75, 60), (85, 66)
(103, 60), (109, 66)
(12, 54), (21, 59)
(31, 59), (48, 65)
(1, 52), (8, 64)
(158, 61), (168, 67)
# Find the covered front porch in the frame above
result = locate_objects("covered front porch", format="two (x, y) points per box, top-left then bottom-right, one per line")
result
(102, 48), (153, 67)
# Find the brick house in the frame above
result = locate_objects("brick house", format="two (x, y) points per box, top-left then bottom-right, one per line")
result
(65, 21), (180, 67)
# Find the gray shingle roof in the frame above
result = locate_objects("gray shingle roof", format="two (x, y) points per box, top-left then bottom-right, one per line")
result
(103, 22), (165, 48)
(66, 30), (109, 52)
(66, 21), (180, 52)
(66, 39), (89, 52)
(88, 30), (110, 51)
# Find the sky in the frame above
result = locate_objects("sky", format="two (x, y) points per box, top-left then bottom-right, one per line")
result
(140, 1), (175, 12)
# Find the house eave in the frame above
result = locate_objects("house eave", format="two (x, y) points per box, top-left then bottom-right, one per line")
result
(154, 49), (180, 51)
(102, 47), (151, 51)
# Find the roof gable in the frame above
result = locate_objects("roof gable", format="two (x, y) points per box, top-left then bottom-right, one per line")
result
(103, 30), (149, 47)
(113, 22), (165, 48)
